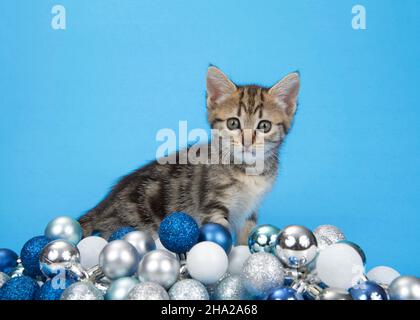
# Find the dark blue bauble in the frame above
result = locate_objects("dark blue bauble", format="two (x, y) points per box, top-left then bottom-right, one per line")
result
(20, 236), (51, 278)
(0, 276), (39, 300)
(108, 227), (136, 241)
(158, 212), (199, 254)
(0, 249), (18, 274)
(266, 286), (304, 300)
(35, 278), (75, 300)
(349, 281), (388, 300)
(198, 223), (233, 254)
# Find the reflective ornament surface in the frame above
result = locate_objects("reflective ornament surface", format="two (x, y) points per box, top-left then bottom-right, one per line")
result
(127, 281), (169, 300)
(213, 275), (250, 300)
(105, 277), (139, 300)
(137, 250), (180, 289)
(266, 286), (304, 300)
(349, 281), (388, 300)
(123, 231), (156, 260)
(313, 225), (345, 250)
(388, 276), (420, 300)
(61, 281), (104, 300)
(198, 223), (233, 254)
(248, 224), (280, 254)
(44, 216), (83, 245)
(169, 279), (209, 300)
(316, 287), (353, 300)
(241, 252), (284, 297)
(274, 225), (318, 268)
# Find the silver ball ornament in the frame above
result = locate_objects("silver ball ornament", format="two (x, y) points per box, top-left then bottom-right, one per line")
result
(99, 240), (140, 280)
(313, 225), (345, 250)
(169, 279), (209, 300)
(214, 275), (250, 300)
(248, 224), (280, 254)
(105, 277), (139, 300)
(316, 287), (353, 300)
(123, 231), (156, 260)
(274, 225), (318, 268)
(241, 252), (284, 297)
(61, 281), (104, 300)
(39, 239), (83, 278)
(388, 276), (420, 300)
(137, 250), (180, 289)
(127, 281), (169, 300)
(44, 216), (83, 245)
(0, 272), (10, 288)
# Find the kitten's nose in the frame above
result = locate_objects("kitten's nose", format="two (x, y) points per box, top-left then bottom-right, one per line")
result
(242, 129), (256, 149)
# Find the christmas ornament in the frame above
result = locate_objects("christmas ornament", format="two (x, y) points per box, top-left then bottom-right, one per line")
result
(316, 287), (353, 300)
(274, 225), (318, 268)
(123, 230), (156, 259)
(349, 281), (388, 300)
(77, 236), (108, 270)
(0, 272), (10, 288)
(105, 277), (139, 300)
(198, 223), (233, 254)
(248, 224), (280, 254)
(20, 235), (50, 277)
(266, 286), (304, 300)
(186, 241), (228, 285)
(99, 240), (140, 280)
(338, 240), (366, 265)
(241, 252), (284, 297)
(39, 239), (83, 278)
(61, 281), (104, 300)
(137, 249), (180, 289)
(313, 225), (345, 250)
(228, 245), (251, 275)
(34, 278), (75, 300)
(108, 227), (136, 241)
(158, 212), (199, 254)
(169, 279), (209, 300)
(315, 242), (364, 290)
(127, 281), (169, 300)
(0, 275), (39, 300)
(44, 216), (83, 245)
(388, 276), (420, 300)
(213, 274), (249, 300)
(0, 248), (18, 274)
(155, 237), (178, 258)
(366, 266), (400, 286)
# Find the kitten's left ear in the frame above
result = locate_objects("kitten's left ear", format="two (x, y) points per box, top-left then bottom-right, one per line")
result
(268, 72), (300, 116)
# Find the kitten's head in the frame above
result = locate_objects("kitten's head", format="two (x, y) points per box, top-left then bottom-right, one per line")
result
(206, 66), (300, 164)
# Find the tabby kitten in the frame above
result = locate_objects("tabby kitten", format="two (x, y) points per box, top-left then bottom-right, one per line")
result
(79, 66), (300, 244)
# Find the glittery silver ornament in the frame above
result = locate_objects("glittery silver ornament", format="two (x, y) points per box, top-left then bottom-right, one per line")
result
(61, 281), (104, 300)
(214, 275), (250, 300)
(39, 239), (84, 278)
(228, 246), (251, 275)
(99, 240), (140, 280)
(0, 272), (10, 288)
(388, 276), (420, 300)
(241, 252), (284, 297)
(137, 250), (180, 289)
(248, 224), (280, 254)
(206, 272), (230, 298)
(169, 279), (209, 300)
(316, 287), (353, 300)
(274, 225), (318, 268)
(105, 277), (139, 300)
(44, 216), (83, 245)
(313, 225), (345, 250)
(123, 231), (156, 260)
(127, 281), (169, 300)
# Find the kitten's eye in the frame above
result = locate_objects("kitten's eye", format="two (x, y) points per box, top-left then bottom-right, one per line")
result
(257, 120), (272, 133)
(227, 118), (240, 130)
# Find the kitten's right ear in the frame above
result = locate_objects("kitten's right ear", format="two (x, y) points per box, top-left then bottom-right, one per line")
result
(206, 66), (237, 107)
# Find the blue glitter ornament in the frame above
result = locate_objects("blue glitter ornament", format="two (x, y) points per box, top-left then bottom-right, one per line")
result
(349, 281), (388, 300)
(20, 236), (51, 278)
(0, 276), (39, 300)
(198, 223), (232, 254)
(0, 249), (18, 274)
(266, 286), (304, 300)
(35, 278), (75, 300)
(108, 227), (136, 242)
(158, 212), (199, 254)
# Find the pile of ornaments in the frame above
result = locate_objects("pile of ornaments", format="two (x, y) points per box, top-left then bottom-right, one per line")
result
(0, 212), (419, 300)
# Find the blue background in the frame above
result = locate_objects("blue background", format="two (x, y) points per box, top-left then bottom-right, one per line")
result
(0, 1), (418, 275)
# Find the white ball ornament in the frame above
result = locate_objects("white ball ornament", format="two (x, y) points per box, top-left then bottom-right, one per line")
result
(77, 236), (108, 270)
(315, 242), (365, 290)
(186, 241), (228, 285)
(367, 266), (400, 286)
(228, 246), (251, 275)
